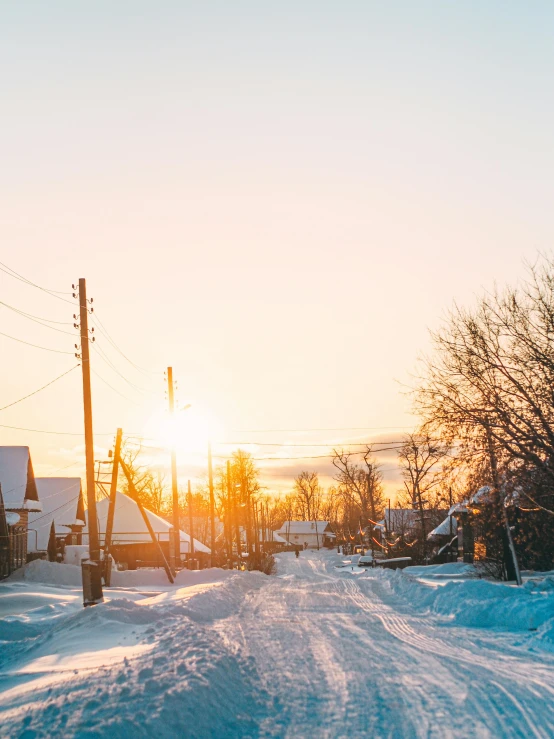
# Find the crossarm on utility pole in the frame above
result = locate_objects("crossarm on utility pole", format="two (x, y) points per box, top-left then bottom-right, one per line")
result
(119, 458), (175, 584)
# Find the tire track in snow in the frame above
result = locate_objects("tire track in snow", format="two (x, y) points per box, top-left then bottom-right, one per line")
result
(339, 575), (554, 738)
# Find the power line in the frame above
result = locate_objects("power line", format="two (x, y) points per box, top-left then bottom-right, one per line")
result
(0, 423), (115, 436)
(228, 426), (415, 433)
(92, 340), (154, 395)
(91, 311), (159, 377)
(0, 366), (79, 412)
(0, 460), (81, 500)
(214, 440), (409, 448)
(0, 330), (74, 354)
(0, 261), (75, 303)
(91, 368), (141, 406)
(213, 450), (370, 461)
(28, 490), (82, 525)
(0, 300), (73, 327)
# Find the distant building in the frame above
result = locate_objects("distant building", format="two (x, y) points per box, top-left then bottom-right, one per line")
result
(0, 446), (42, 577)
(28, 478), (85, 556)
(276, 521), (336, 549)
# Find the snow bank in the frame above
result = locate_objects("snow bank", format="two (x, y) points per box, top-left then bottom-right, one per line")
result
(8, 559), (241, 590)
(404, 562), (477, 578)
(10, 559), (84, 586)
(375, 565), (554, 644)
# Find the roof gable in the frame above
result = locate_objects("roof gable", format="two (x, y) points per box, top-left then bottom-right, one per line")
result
(85, 491), (210, 554)
(0, 447), (40, 511)
(28, 478), (83, 552)
(277, 521), (333, 536)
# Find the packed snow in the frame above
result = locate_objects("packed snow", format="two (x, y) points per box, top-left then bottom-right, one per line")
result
(2, 551), (554, 737)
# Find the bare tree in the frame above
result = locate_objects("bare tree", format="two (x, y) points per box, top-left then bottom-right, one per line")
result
(397, 432), (449, 558)
(119, 442), (169, 515)
(292, 471), (322, 520)
(332, 447), (385, 546)
(416, 256), (554, 512)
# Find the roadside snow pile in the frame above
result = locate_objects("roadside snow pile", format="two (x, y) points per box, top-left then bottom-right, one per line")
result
(7, 559), (237, 589)
(404, 562), (477, 579)
(0, 568), (270, 738)
(375, 564), (554, 647)
(9, 559), (84, 586)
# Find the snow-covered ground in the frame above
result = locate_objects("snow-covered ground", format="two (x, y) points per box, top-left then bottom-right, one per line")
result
(2, 552), (554, 738)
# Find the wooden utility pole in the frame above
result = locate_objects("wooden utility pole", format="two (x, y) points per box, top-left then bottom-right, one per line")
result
(167, 367), (180, 570)
(119, 458), (174, 584)
(226, 460), (238, 560)
(188, 480), (195, 562)
(485, 423), (521, 584)
(260, 502), (266, 553)
(235, 474), (242, 560)
(78, 278), (103, 605)
(245, 481), (253, 556)
(104, 428), (122, 586)
(368, 472), (376, 560)
(224, 461), (232, 559)
(208, 443), (215, 567)
(253, 501), (259, 556)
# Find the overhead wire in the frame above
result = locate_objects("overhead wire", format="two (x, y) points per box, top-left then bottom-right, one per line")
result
(0, 423), (115, 436)
(0, 330), (75, 354)
(0, 366), (79, 412)
(0, 461), (81, 500)
(0, 300), (73, 328)
(91, 368), (141, 406)
(92, 340), (154, 395)
(0, 261), (76, 303)
(91, 310), (159, 377)
(228, 426), (415, 433)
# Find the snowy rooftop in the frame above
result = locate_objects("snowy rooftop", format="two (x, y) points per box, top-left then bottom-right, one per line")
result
(0, 446), (41, 512)
(277, 521), (333, 536)
(470, 486), (493, 505)
(28, 478), (84, 552)
(84, 491), (210, 554)
(428, 515), (458, 539)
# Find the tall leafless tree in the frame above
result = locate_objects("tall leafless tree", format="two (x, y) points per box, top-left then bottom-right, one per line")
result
(332, 447), (385, 545)
(292, 471), (322, 520)
(397, 432), (449, 558)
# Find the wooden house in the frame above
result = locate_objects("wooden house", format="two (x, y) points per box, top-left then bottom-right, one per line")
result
(0, 446), (42, 577)
(28, 478), (85, 557)
(84, 491), (210, 569)
(276, 521), (336, 549)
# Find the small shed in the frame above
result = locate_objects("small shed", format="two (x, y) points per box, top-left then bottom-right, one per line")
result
(0, 446), (42, 576)
(28, 478), (85, 555)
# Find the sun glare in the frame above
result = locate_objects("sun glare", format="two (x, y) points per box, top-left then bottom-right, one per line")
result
(146, 405), (223, 457)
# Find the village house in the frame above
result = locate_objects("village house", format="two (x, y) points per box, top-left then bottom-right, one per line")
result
(28, 478), (86, 558)
(0, 446), (42, 578)
(277, 521), (336, 549)
(84, 490), (210, 569)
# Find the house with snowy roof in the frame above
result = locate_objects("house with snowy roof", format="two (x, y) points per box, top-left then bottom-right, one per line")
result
(0, 446), (42, 576)
(28, 478), (85, 556)
(276, 521), (335, 549)
(84, 491), (210, 569)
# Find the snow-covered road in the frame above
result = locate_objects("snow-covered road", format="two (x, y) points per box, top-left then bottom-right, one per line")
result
(2, 551), (554, 738)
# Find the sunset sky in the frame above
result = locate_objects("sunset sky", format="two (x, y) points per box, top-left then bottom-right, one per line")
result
(2, 2), (554, 500)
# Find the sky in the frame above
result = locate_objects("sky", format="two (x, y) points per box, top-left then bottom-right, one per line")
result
(1, 1), (554, 502)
